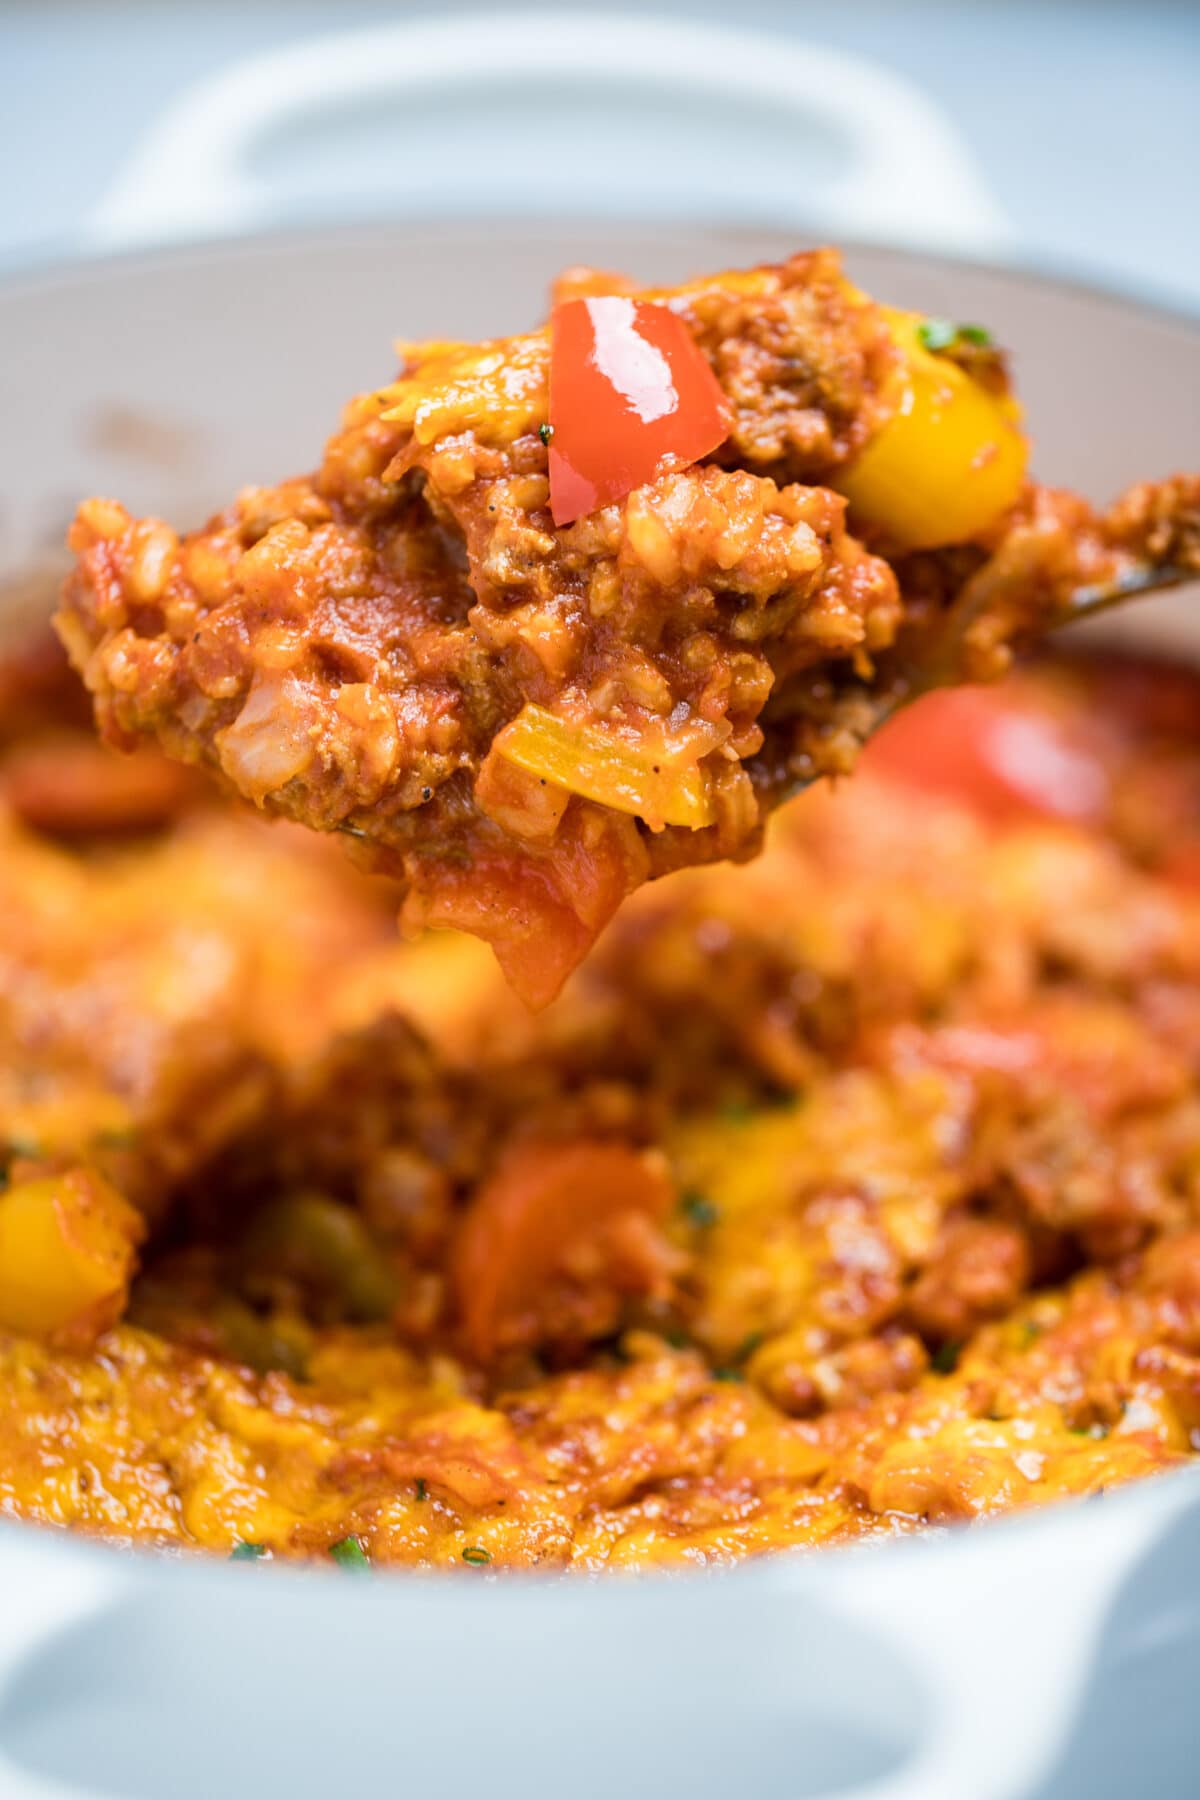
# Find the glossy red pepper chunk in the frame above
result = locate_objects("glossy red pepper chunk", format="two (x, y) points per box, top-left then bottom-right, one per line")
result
(864, 686), (1110, 824)
(547, 296), (731, 527)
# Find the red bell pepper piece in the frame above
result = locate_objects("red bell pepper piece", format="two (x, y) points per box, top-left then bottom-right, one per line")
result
(548, 296), (730, 526)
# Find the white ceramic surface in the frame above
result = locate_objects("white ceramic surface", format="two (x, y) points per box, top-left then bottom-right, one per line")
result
(86, 13), (1010, 256)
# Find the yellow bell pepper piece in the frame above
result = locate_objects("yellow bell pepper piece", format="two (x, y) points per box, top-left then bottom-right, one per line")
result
(0, 1168), (144, 1338)
(380, 334), (548, 449)
(491, 704), (716, 831)
(837, 310), (1028, 551)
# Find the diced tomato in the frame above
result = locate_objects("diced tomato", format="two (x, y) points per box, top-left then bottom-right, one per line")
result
(548, 297), (731, 526)
(875, 1000), (1187, 1120)
(400, 807), (648, 1010)
(402, 850), (594, 1012)
(452, 1140), (674, 1361)
(863, 685), (1110, 824)
(1, 736), (199, 836)
(1082, 660), (1200, 742)
(1162, 844), (1200, 890)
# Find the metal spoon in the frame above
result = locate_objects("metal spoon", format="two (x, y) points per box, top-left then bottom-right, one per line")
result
(334, 561), (1194, 839)
(773, 561), (1195, 802)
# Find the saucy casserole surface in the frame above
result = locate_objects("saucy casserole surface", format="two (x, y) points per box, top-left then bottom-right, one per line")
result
(4, 636), (1200, 1568)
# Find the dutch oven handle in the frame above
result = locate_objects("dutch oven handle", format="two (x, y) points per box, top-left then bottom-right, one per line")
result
(85, 12), (1009, 256)
(815, 1477), (1200, 1800)
(0, 1528), (126, 1800)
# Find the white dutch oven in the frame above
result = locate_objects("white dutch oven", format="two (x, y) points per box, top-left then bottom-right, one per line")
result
(1, 16), (1198, 1799)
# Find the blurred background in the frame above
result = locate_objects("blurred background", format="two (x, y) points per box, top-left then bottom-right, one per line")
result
(2, 0), (1199, 310)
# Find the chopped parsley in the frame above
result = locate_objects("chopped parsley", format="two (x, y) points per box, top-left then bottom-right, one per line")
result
(916, 317), (958, 353)
(461, 1545), (492, 1566)
(680, 1189), (720, 1229)
(931, 1341), (961, 1375)
(538, 422), (554, 445)
(229, 1541), (267, 1562)
(414, 1478), (427, 1503)
(710, 1332), (766, 1383)
(917, 317), (994, 355)
(4, 1133), (41, 1161)
(717, 1098), (755, 1124)
(96, 1126), (140, 1150)
(329, 1534), (371, 1570)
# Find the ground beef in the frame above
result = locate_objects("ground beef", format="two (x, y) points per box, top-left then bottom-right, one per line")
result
(56, 250), (1197, 1003)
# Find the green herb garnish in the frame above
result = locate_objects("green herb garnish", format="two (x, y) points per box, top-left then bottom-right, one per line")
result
(917, 318), (995, 355)
(538, 422), (553, 445)
(229, 1541), (267, 1562)
(414, 1478), (427, 1503)
(717, 1098), (755, 1125)
(329, 1534), (371, 1570)
(96, 1126), (140, 1150)
(916, 317), (958, 353)
(462, 1545), (492, 1566)
(734, 1330), (766, 1364)
(680, 1190), (720, 1229)
(931, 1341), (961, 1375)
(712, 1366), (744, 1383)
